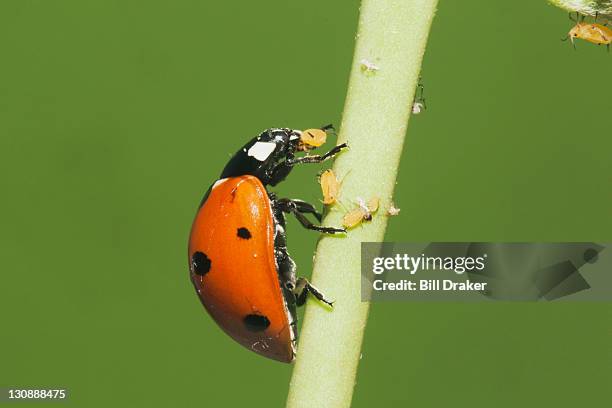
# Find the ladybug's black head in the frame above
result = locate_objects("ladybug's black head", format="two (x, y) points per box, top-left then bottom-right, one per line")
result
(220, 126), (333, 186)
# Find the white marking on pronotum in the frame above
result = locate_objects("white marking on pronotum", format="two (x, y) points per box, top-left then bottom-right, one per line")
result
(247, 141), (276, 161)
(289, 132), (300, 141)
(212, 178), (228, 189)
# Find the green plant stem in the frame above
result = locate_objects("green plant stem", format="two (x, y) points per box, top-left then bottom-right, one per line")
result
(285, 1), (438, 407)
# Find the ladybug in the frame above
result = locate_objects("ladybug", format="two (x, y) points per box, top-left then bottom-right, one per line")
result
(189, 126), (347, 363)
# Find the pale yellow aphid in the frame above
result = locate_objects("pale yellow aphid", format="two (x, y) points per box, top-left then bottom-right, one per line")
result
(319, 169), (341, 205)
(298, 124), (335, 151)
(563, 12), (612, 50)
(299, 128), (327, 149)
(343, 196), (380, 229)
(568, 22), (612, 47)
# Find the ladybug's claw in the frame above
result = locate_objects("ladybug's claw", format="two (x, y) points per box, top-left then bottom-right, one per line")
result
(295, 278), (334, 308)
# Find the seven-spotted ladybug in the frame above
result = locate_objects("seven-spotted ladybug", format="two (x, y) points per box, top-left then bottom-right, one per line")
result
(189, 126), (347, 362)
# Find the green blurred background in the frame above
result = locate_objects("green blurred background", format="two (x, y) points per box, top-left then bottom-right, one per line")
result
(1, 0), (610, 407)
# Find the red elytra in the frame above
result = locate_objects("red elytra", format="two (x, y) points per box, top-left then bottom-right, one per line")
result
(189, 175), (295, 363)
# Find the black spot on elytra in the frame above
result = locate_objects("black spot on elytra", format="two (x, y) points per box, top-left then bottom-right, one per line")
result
(192, 252), (211, 276)
(237, 227), (251, 239)
(243, 314), (270, 332)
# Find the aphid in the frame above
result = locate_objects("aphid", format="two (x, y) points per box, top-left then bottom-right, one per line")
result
(343, 196), (380, 229)
(387, 204), (401, 216)
(412, 79), (427, 114)
(299, 124), (333, 149)
(360, 58), (379, 75)
(319, 169), (341, 205)
(189, 126), (347, 363)
(563, 12), (612, 50)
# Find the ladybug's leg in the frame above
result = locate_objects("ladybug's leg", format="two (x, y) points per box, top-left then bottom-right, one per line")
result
(276, 198), (345, 234)
(267, 143), (348, 186)
(295, 277), (334, 307)
(286, 143), (348, 166)
(267, 164), (293, 187)
(292, 210), (344, 234)
(285, 199), (323, 222)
